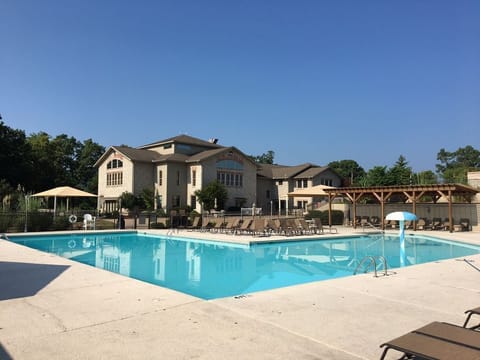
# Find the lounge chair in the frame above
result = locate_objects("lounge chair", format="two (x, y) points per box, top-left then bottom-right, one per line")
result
(416, 218), (431, 230)
(313, 218), (337, 234)
(370, 216), (381, 226)
(223, 217), (241, 234)
(278, 218), (295, 236)
(294, 218), (313, 235)
(379, 321), (480, 360)
(463, 307), (480, 330)
(187, 216), (201, 231)
(250, 218), (269, 237)
(454, 218), (471, 232)
(236, 219), (252, 235)
(431, 217), (443, 230)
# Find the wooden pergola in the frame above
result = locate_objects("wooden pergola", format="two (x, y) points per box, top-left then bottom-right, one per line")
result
(323, 184), (478, 232)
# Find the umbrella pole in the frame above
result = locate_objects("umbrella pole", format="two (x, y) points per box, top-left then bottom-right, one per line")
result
(399, 220), (405, 267)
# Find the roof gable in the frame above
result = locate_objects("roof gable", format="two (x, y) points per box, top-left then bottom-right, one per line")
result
(139, 134), (223, 150)
(94, 146), (160, 167)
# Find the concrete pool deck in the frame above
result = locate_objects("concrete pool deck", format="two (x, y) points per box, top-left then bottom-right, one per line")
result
(1, 227), (479, 359)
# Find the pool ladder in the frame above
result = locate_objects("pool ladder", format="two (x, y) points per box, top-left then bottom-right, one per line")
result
(353, 255), (389, 277)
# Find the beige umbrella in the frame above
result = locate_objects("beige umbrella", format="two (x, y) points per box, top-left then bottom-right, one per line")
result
(287, 185), (335, 198)
(32, 186), (97, 215)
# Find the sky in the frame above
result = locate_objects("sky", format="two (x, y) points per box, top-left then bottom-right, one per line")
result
(1, 0), (479, 173)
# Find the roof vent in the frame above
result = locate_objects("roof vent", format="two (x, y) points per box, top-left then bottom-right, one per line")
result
(208, 138), (218, 144)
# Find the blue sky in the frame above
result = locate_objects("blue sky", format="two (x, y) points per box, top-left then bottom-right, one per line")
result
(1, 0), (479, 172)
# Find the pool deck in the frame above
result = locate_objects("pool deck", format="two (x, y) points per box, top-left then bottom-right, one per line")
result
(1, 227), (479, 359)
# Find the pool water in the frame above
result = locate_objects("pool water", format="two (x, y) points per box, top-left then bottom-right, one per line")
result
(9, 232), (480, 299)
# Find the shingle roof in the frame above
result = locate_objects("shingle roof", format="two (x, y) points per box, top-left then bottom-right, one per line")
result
(113, 146), (161, 162)
(293, 166), (329, 179)
(139, 134), (223, 150)
(258, 163), (316, 179)
(186, 147), (228, 162)
(153, 153), (190, 163)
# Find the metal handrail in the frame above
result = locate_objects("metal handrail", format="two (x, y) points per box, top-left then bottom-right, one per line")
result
(354, 256), (377, 276)
(354, 255), (389, 277)
(362, 221), (384, 233)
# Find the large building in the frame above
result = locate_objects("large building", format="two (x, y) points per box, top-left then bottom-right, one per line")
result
(94, 135), (342, 214)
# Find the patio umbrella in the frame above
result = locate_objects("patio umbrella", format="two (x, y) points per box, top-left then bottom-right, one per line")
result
(32, 186), (97, 215)
(385, 211), (418, 267)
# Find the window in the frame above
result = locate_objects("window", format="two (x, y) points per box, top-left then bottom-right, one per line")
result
(190, 195), (197, 209)
(159, 170), (163, 186)
(192, 170), (196, 186)
(216, 158), (243, 188)
(107, 159), (123, 169)
(106, 172), (123, 186)
(172, 195), (180, 207)
(176, 171), (180, 185)
(278, 180), (283, 185)
(217, 171), (243, 188)
(303, 179), (308, 188)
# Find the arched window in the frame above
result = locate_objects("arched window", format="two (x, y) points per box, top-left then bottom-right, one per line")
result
(107, 159), (123, 169)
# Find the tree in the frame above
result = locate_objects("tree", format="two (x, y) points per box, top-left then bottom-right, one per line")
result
(436, 145), (480, 183)
(75, 139), (105, 193)
(249, 150), (275, 164)
(387, 155), (413, 185)
(194, 181), (228, 211)
(327, 160), (366, 186)
(27, 132), (57, 191)
(0, 121), (32, 188)
(361, 166), (389, 186)
(139, 188), (155, 211)
(119, 192), (139, 211)
(414, 170), (438, 185)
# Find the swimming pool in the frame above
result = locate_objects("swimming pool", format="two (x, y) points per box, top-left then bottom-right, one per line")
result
(8, 232), (480, 299)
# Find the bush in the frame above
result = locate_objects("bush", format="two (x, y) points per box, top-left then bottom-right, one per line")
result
(305, 210), (344, 225)
(150, 222), (166, 229)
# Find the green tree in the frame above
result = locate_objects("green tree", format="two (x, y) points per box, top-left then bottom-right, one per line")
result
(361, 166), (389, 186)
(27, 132), (57, 191)
(119, 192), (139, 211)
(194, 181), (228, 211)
(414, 170), (438, 185)
(50, 134), (80, 186)
(0, 121), (32, 188)
(139, 188), (155, 211)
(387, 155), (413, 185)
(327, 160), (366, 186)
(250, 150), (275, 164)
(436, 145), (480, 183)
(75, 139), (105, 193)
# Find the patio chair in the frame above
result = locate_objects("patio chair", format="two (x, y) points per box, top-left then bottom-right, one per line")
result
(83, 214), (95, 230)
(370, 216), (381, 226)
(223, 217), (241, 234)
(250, 218), (269, 237)
(313, 218), (337, 234)
(463, 306), (480, 330)
(416, 218), (431, 230)
(458, 218), (471, 232)
(431, 217), (443, 230)
(236, 219), (252, 235)
(294, 219), (310, 235)
(379, 321), (480, 360)
(187, 216), (201, 231)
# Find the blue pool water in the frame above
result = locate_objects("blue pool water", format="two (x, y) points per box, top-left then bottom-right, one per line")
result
(9, 232), (480, 299)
